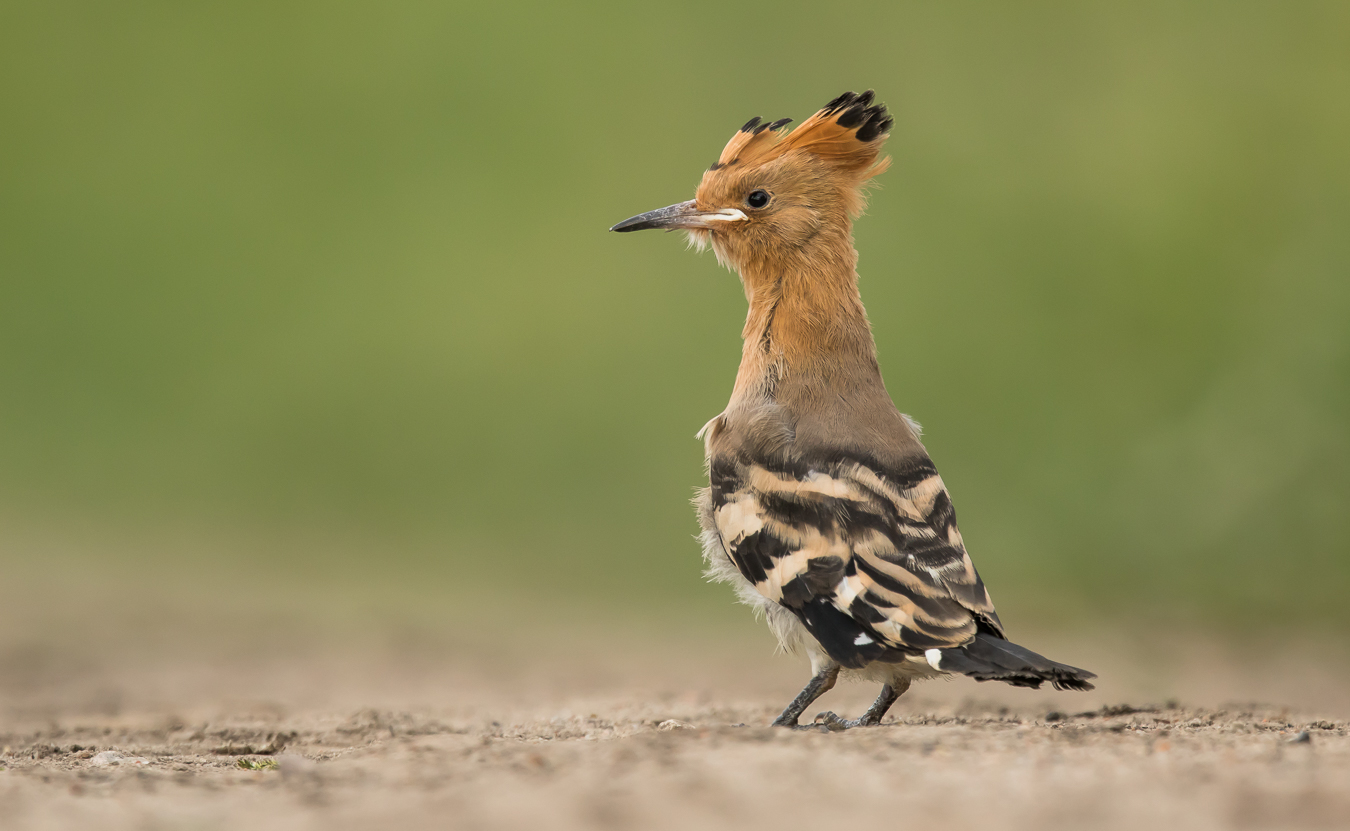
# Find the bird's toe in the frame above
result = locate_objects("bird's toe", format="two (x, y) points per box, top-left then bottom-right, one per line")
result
(772, 717), (831, 732)
(813, 710), (888, 731)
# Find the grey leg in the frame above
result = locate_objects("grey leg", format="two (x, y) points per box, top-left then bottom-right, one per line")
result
(815, 677), (912, 731)
(772, 665), (840, 728)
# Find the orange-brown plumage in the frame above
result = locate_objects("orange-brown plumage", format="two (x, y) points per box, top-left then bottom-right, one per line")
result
(689, 92), (894, 412)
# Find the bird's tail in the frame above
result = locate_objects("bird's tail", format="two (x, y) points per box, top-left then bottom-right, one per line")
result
(934, 633), (1096, 691)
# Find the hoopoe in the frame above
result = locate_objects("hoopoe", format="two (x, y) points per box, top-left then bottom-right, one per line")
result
(612, 91), (1094, 729)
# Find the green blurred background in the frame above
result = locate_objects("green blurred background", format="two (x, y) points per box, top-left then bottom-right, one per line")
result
(1, 2), (1347, 639)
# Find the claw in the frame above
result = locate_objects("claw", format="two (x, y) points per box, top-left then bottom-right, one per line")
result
(772, 715), (831, 731)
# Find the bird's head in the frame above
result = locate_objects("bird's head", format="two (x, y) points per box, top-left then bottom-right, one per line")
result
(611, 91), (893, 273)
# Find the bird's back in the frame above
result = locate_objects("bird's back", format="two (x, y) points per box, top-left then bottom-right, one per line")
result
(700, 367), (1006, 670)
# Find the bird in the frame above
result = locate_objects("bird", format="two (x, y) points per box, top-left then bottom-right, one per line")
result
(610, 91), (1095, 730)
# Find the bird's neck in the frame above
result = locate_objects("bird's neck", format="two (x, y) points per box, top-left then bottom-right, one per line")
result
(731, 228), (882, 403)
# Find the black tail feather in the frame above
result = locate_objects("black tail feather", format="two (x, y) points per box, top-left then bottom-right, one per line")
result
(937, 633), (1096, 691)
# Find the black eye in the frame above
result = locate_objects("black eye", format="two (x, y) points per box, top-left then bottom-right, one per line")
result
(746, 190), (770, 209)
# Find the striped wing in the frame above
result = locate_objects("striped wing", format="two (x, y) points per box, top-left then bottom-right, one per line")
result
(709, 453), (1003, 668)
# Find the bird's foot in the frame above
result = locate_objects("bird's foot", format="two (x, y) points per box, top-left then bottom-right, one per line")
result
(812, 710), (882, 731)
(771, 715), (831, 732)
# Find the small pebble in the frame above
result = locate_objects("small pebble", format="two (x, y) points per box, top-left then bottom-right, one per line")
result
(90, 751), (149, 767)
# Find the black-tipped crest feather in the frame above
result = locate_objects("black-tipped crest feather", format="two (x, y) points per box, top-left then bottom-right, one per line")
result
(820, 89), (890, 140)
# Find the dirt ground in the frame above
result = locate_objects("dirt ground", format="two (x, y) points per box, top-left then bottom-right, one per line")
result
(3, 618), (1350, 831)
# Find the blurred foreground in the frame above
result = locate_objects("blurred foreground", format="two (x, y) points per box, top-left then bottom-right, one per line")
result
(3, 612), (1349, 831)
(4, 524), (1350, 830)
(5, 686), (1349, 831)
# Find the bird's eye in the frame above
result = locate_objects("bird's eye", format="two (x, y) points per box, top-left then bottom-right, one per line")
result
(746, 190), (770, 209)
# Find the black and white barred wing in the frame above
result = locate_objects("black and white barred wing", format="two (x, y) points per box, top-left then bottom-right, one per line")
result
(709, 455), (1004, 669)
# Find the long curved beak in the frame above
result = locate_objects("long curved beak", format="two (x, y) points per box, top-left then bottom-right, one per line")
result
(610, 200), (747, 232)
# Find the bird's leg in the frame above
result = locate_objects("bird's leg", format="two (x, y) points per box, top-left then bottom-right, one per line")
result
(815, 677), (912, 731)
(771, 665), (840, 728)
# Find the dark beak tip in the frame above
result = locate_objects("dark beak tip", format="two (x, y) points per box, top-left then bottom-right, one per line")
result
(609, 200), (698, 235)
(610, 216), (653, 233)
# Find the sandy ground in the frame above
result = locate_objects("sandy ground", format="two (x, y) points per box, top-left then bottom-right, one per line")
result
(2, 530), (1348, 831)
(3, 618), (1350, 831)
